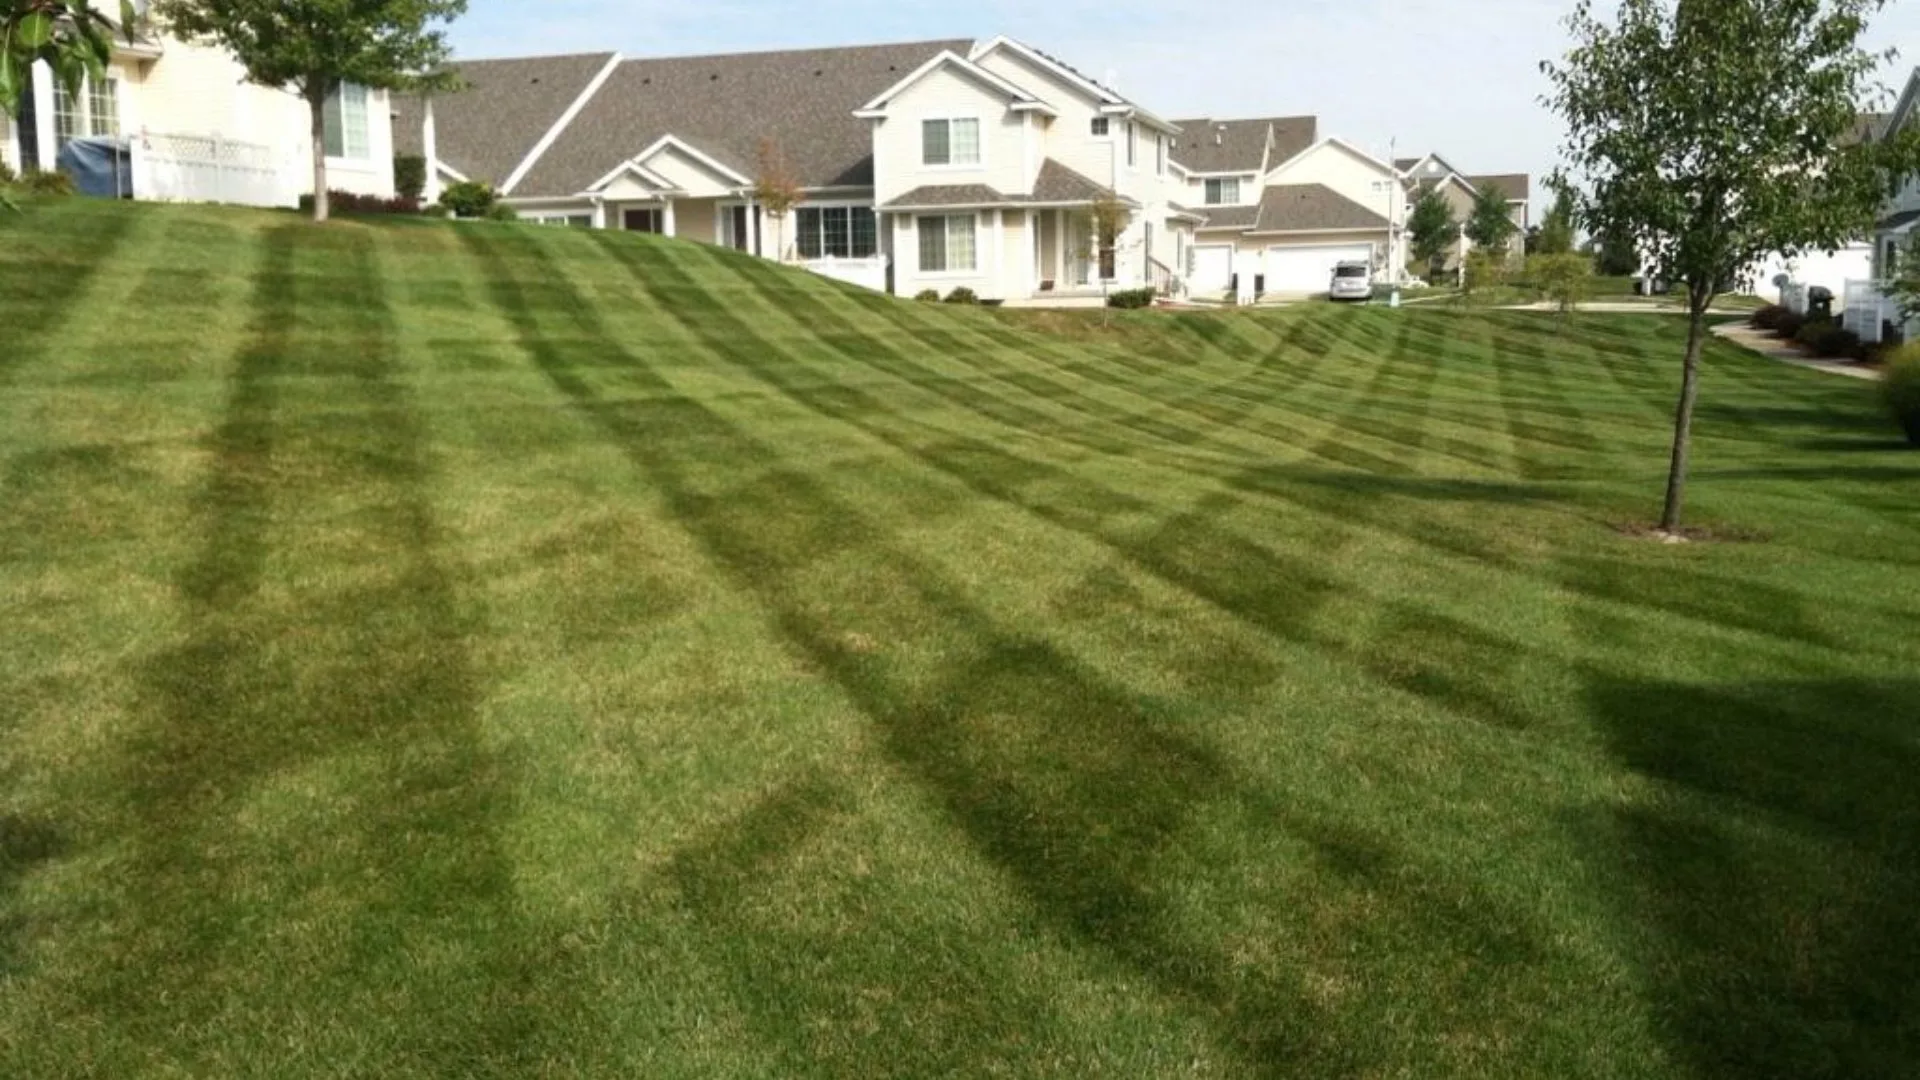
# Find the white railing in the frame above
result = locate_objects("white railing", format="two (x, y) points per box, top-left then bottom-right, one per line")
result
(1842, 280), (1900, 344)
(131, 130), (295, 209)
(802, 254), (889, 293)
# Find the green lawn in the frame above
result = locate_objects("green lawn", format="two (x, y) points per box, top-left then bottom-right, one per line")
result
(4, 198), (1918, 1079)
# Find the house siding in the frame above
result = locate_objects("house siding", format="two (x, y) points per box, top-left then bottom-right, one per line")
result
(1266, 143), (1393, 219)
(644, 146), (739, 199)
(973, 50), (1119, 197)
(871, 66), (1028, 207)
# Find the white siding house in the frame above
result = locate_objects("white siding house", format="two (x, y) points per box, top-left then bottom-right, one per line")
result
(0, 6), (395, 207)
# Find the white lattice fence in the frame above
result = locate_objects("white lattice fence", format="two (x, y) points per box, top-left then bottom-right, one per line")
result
(1842, 280), (1897, 344)
(133, 131), (294, 209)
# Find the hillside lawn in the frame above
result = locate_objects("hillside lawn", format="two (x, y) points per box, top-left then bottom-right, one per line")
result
(3, 199), (1918, 1079)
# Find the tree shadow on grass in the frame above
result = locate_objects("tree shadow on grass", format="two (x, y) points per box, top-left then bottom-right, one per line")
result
(1583, 677), (1920, 1080)
(0, 815), (66, 978)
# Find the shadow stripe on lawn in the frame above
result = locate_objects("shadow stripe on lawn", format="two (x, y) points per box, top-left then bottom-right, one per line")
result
(459, 224), (1390, 1079)
(0, 201), (141, 380)
(83, 224), (538, 1072)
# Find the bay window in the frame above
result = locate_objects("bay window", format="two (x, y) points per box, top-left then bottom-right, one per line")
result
(324, 82), (371, 160)
(917, 214), (977, 273)
(794, 206), (879, 259)
(922, 117), (980, 166)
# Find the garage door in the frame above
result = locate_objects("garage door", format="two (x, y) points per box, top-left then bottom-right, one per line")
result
(1191, 244), (1235, 294)
(1265, 244), (1373, 295)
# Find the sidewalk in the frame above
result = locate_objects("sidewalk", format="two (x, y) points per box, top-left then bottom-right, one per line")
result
(1710, 322), (1883, 382)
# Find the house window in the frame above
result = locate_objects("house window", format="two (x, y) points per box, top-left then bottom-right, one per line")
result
(795, 206), (879, 259)
(1091, 117), (1109, 137)
(532, 215), (593, 228)
(1204, 178), (1241, 205)
(922, 118), (980, 166)
(918, 214), (976, 273)
(53, 74), (119, 150)
(624, 208), (664, 233)
(1126, 122), (1137, 167)
(324, 82), (371, 160)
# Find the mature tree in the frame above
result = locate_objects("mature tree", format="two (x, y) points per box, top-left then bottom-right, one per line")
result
(1466, 184), (1519, 256)
(752, 137), (803, 260)
(1537, 187), (1577, 256)
(155, 0), (466, 223)
(1, 1), (133, 206)
(1407, 189), (1457, 280)
(1591, 221), (1642, 277)
(1545, 0), (1920, 534)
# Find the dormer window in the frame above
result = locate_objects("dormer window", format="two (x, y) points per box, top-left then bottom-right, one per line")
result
(923, 118), (981, 166)
(1091, 117), (1109, 137)
(1204, 178), (1241, 205)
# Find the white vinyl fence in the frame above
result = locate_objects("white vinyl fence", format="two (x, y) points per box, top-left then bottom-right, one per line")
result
(131, 131), (296, 209)
(1842, 280), (1901, 344)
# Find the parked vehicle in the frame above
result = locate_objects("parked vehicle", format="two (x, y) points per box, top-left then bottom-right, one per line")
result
(1329, 261), (1373, 302)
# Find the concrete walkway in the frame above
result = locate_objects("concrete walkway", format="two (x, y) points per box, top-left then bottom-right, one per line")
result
(1711, 322), (1883, 382)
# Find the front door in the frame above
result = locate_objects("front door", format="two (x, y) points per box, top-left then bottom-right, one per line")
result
(727, 205), (751, 252)
(624, 208), (663, 234)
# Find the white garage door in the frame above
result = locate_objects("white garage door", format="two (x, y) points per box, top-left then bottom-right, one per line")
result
(1191, 244), (1235, 294)
(1265, 244), (1374, 295)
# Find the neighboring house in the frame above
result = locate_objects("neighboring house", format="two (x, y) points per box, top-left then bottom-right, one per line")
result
(0, 4), (395, 207)
(1398, 153), (1532, 271)
(1174, 116), (1413, 297)
(1867, 70), (1920, 339)
(398, 36), (1197, 301)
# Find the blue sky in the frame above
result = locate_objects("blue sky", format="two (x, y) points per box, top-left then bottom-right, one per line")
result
(449, 0), (1920, 205)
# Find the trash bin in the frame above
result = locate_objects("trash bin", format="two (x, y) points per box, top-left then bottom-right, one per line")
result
(1806, 286), (1834, 322)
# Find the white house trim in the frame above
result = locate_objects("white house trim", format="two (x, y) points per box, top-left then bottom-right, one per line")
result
(582, 158), (684, 196)
(631, 133), (753, 186)
(1885, 68), (1920, 136)
(970, 36), (1120, 104)
(855, 50), (1053, 117)
(500, 51), (624, 195)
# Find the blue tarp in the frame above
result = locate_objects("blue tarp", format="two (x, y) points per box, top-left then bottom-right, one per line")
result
(55, 137), (134, 199)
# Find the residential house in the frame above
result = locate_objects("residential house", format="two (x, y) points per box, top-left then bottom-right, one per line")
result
(398, 37), (1197, 301)
(1867, 69), (1919, 338)
(1, 3), (396, 206)
(1398, 153), (1532, 272)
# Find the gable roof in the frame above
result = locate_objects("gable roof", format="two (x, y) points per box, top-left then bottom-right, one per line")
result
(393, 52), (618, 188)
(509, 39), (969, 198)
(1250, 184), (1390, 233)
(1467, 173), (1532, 202)
(856, 49), (1054, 117)
(1170, 116), (1317, 174)
(881, 158), (1120, 209)
(1886, 67), (1920, 138)
(1194, 204), (1260, 231)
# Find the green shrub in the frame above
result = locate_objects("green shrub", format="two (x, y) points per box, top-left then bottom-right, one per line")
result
(440, 180), (497, 218)
(1749, 304), (1789, 330)
(943, 287), (978, 305)
(19, 169), (75, 196)
(298, 190), (423, 216)
(1803, 323), (1862, 360)
(486, 202), (520, 222)
(914, 289), (941, 302)
(1793, 318), (1832, 348)
(1526, 252), (1592, 314)
(1773, 310), (1806, 340)
(393, 154), (427, 203)
(0, 159), (16, 187)
(1884, 345), (1920, 445)
(422, 202), (451, 219)
(1106, 287), (1155, 309)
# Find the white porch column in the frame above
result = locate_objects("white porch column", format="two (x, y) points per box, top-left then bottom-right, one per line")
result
(590, 196), (607, 230)
(663, 199), (677, 238)
(422, 98), (441, 203)
(30, 61), (57, 170)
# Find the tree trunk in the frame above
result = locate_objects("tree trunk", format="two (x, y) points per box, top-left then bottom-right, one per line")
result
(308, 94), (330, 224)
(1659, 285), (1713, 534)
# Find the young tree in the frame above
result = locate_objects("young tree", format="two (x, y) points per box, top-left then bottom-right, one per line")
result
(1528, 251), (1594, 318)
(752, 137), (803, 260)
(1407, 189), (1456, 281)
(1537, 187), (1577, 256)
(1545, 0), (1920, 535)
(1073, 189), (1132, 321)
(1466, 184), (1519, 257)
(0, 1), (133, 207)
(155, 0), (466, 223)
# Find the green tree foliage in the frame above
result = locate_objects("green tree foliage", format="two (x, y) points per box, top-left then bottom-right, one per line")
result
(1407, 189), (1456, 279)
(0, 1), (133, 208)
(1527, 252), (1593, 316)
(1466, 184), (1518, 255)
(392, 153), (426, 202)
(155, 0), (467, 223)
(1885, 232), (1920, 325)
(1544, 0), (1920, 534)
(1537, 188), (1577, 256)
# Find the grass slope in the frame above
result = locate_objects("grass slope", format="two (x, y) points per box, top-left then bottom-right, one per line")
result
(2, 198), (1918, 1079)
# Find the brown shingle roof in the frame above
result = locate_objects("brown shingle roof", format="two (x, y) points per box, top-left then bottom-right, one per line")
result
(881, 184), (1011, 209)
(880, 160), (1124, 209)
(1030, 159), (1107, 202)
(1195, 204), (1259, 230)
(1467, 173), (1532, 202)
(511, 39), (969, 198)
(1169, 116), (1317, 174)
(393, 53), (616, 187)
(1250, 184), (1389, 233)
